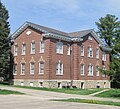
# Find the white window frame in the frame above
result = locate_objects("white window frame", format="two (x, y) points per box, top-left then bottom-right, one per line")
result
(56, 61), (63, 75)
(88, 64), (93, 76)
(80, 45), (84, 56)
(39, 62), (44, 74)
(67, 44), (70, 55)
(22, 44), (26, 55)
(56, 42), (63, 54)
(21, 63), (25, 75)
(31, 41), (35, 54)
(88, 46), (93, 58)
(80, 64), (84, 75)
(14, 45), (18, 56)
(96, 66), (99, 76)
(13, 64), (17, 75)
(40, 41), (44, 53)
(102, 52), (106, 61)
(30, 62), (35, 75)
(96, 48), (99, 59)
(102, 66), (106, 77)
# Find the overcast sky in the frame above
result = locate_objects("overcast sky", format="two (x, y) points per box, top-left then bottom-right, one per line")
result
(2, 0), (120, 33)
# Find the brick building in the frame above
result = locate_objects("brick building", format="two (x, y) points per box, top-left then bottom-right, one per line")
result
(11, 22), (111, 89)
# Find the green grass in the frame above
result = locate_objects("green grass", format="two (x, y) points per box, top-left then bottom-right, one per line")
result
(96, 89), (120, 99)
(54, 98), (120, 106)
(14, 85), (103, 95)
(0, 89), (24, 95)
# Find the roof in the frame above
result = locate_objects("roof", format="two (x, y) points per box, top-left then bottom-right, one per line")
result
(69, 29), (94, 37)
(11, 21), (112, 52)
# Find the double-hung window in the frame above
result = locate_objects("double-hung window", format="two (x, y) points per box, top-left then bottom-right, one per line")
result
(14, 45), (18, 56)
(30, 62), (35, 74)
(39, 62), (44, 74)
(56, 61), (63, 75)
(88, 64), (93, 76)
(31, 41), (35, 54)
(67, 44), (70, 55)
(40, 41), (44, 53)
(102, 52), (106, 61)
(21, 63), (25, 75)
(80, 64), (84, 75)
(88, 46), (93, 57)
(96, 66), (99, 76)
(56, 42), (63, 54)
(13, 64), (17, 75)
(22, 44), (26, 55)
(96, 48), (99, 59)
(80, 45), (84, 56)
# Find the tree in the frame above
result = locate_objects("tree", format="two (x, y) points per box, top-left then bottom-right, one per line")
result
(96, 14), (120, 83)
(0, 1), (10, 81)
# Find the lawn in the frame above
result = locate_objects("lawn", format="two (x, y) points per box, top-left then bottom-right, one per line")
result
(95, 89), (120, 99)
(14, 85), (103, 95)
(0, 89), (24, 95)
(54, 98), (120, 106)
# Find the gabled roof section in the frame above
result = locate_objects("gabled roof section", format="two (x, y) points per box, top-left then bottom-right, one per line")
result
(12, 21), (69, 39)
(11, 21), (111, 52)
(69, 29), (94, 37)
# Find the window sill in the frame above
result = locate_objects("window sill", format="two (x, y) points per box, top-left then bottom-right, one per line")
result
(39, 73), (44, 75)
(21, 54), (26, 56)
(39, 52), (44, 54)
(13, 74), (17, 76)
(81, 55), (84, 57)
(56, 52), (63, 55)
(30, 53), (35, 55)
(30, 73), (34, 75)
(88, 75), (93, 77)
(20, 74), (25, 76)
(14, 55), (18, 56)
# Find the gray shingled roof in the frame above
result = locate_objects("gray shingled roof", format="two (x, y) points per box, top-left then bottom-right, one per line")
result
(27, 22), (70, 37)
(11, 21), (112, 52)
(69, 29), (94, 37)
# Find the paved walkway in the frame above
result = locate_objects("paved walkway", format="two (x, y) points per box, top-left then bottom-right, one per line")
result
(0, 86), (120, 109)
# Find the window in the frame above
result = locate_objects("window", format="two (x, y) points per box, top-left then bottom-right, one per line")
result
(14, 45), (18, 56)
(80, 64), (84, 75)
(30, 62), (35, 74)
(102, 66), (106, 77)
(22, 44), (26, 55)
(96, 66), (99, 76)
(31, 41), (35, 54)
(80, 45), (84, 56)
(56, 61), (63, 75)
(21, 63), (25, 75)
(67, 44), (70, 55)
(40, 41), (44, 53)
(96, 48), (99, 59)
(13, 64), (17, 75)
(30, 82), (33, 87)
(88, 46), (93, 57)
(88, 64), (93, 76)
(39, 62), (44, 74)
(88, 35), (92, 40)
(102, 52), (106, 61)
(56, 42), (63, 54)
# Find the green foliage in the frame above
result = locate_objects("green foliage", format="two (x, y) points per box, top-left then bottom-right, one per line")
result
(0, 89), (24, 95)
(55, 99), (120, 106)
(14, 85), (103, 95)
(96, 89), (120, 99)
(0, 1), (10, 80)
(96, 14), (120, 83)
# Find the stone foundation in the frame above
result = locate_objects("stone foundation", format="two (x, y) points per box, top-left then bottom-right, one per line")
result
(12, 79), (110, 89)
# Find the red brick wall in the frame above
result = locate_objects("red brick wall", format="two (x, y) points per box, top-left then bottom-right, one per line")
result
(12, 27), (110, 81)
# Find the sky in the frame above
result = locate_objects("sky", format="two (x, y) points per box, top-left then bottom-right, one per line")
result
(2, 0), (120, 34)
